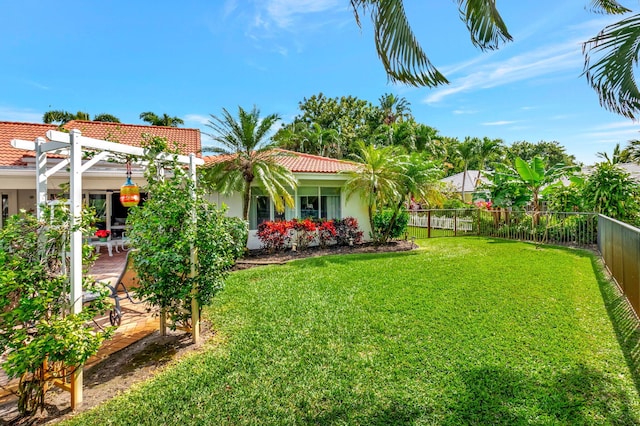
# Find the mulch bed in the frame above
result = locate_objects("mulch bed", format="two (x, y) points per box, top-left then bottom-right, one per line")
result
(234, 239), (416, 270)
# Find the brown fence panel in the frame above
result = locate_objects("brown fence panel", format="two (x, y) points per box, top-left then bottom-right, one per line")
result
(599, 215), (640, 315)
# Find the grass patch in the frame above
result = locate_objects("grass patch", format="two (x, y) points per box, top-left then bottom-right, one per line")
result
(64, 237), (640, 425)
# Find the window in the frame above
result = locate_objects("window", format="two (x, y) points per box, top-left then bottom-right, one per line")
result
(249, 189), (294, 229)
(298, 187), (341, 220)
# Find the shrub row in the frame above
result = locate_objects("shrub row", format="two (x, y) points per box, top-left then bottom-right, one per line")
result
(256, 217), (364, 252)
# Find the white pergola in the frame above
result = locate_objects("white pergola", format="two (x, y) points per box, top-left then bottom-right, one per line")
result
(11, 129), (205, 409)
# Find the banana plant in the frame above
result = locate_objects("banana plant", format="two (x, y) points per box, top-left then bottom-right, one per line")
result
(512, 156), (579, 221)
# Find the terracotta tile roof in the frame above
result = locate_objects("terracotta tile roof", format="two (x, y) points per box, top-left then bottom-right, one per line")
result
(0, 121), (57, 166)
(63, 120), (201, 156)
(203, 148), (359, 174)
(0, 120), (201, 167)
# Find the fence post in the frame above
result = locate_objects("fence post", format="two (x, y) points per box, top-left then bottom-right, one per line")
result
(427, 210), (431, 239)
(454, 210), (458, 236)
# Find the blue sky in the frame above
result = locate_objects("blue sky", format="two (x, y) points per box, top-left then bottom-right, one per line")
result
(1, 0), (638, 164)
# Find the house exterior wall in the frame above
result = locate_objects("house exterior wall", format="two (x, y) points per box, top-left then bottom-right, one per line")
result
(205, 175), (371, 250)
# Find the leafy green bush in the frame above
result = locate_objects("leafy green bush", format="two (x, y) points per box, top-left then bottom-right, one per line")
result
(582, 162), (640, 225)
(372, 208), (409, 243)
(0, 206), (111, 416)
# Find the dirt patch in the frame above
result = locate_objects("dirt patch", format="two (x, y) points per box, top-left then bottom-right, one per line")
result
(0, 240), (416, 425)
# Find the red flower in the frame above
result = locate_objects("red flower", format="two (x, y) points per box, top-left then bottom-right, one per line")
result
(95, 229), (110, 238)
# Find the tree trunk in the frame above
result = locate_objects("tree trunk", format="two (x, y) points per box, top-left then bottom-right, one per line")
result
(461, 166), (468, 202)
(242, 183), (252, 221)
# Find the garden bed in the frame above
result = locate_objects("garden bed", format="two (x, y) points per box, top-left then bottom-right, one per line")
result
(234, 239), (416, 269)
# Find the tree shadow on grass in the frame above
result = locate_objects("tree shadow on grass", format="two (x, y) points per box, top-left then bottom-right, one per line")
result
(446, 365), (638, 425)
(590, 254), (640, 397)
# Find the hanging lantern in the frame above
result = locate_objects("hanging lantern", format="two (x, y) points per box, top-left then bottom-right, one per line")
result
(120, 161), (140, 207)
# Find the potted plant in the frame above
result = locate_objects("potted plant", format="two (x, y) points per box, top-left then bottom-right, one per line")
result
(95, 229), (110, 242)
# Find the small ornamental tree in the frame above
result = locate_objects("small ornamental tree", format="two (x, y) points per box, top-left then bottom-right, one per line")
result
(0, 205), (112, 416)
(126, 136), (247, 329)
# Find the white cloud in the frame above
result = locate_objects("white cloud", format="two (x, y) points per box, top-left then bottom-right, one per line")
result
(262, 0), (341, 29)
(0, 107), (42, 123)
(591, 120), (639, 130)
(482, 120), (517, 126)
(425, 39), (582, 104)
(452, 108), (477, 115)
(184, 114), (210, 125)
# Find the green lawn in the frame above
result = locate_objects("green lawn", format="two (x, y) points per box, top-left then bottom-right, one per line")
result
(65, 237), (640, 425)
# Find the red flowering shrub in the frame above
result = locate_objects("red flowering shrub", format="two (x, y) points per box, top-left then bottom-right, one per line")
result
(334, 217), (363, 246)
(316, 219), (337, 248)
(474, 200), (492, 210)
(291, 218), (317, 251)
(257, 220), (292, 252)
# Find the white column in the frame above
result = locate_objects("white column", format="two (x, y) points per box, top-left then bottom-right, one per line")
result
(35, 137), (47, 220)
(189, 153), (200, 344)
(68, 129), (84, 408)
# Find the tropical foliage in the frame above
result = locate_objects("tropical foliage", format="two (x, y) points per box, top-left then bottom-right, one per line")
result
(343, 143), (440, 243)
(126, 136), (246, 329)
(582, 161), (640, 224)
(0, 205), (111, 416)
(139, 111), (184, 127)
(200, 106), (296, 221)
(350, 1), (640, 121)
(43, 110), (120, 125)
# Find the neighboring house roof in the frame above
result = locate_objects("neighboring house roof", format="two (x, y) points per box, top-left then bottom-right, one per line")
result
(203, 149), (359, 174)
(0, 122), (57, 166)
(0, 120), (201, 167)
(441, 170), (489, 192)
(581, 163), (640, 181)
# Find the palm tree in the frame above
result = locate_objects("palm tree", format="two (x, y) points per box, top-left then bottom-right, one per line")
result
(349, 0), (512, 87)
(456, 137), (478, 201)
(378, 93), (411, 124)
(43, 110), (121, 125)
(342, 141), (404, 235)
(475, 137), (504, 185)
(42, 110), (90, 125)
(93, 113), (121, 123)
(200, 106), (296, 221)
(139, 112), (184, 127)
(597, 143), (625, 164)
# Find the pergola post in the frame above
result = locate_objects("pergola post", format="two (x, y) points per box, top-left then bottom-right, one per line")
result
(69, 129), (84, 408)
(189, 153), (200, 344)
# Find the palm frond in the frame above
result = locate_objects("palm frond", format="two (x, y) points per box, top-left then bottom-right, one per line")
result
(369, 0), (449, 87)
(457, 0), (512, 50)
(588, 0), (630, 14)
(583, 14), (640, 119)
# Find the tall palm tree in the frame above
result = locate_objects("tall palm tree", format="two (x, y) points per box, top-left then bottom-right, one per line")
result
(342, 141), (404, 234)
(139, 112), (184, 127)
(456, 137), (478, 201)
(378, 93), (411, 124)
(475, 137), (504, 185)
(201, 106), (296, 221)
